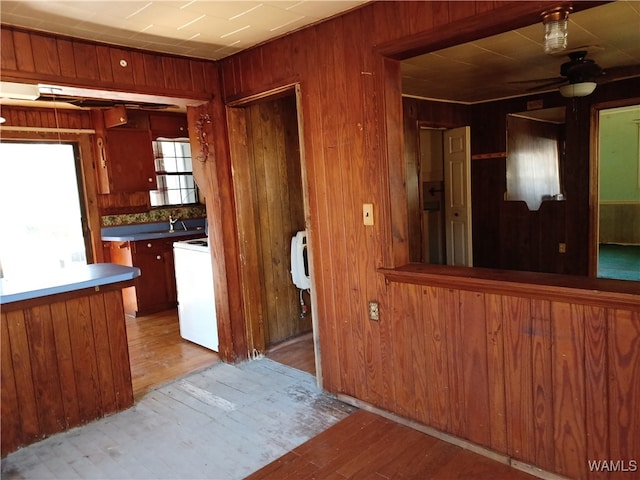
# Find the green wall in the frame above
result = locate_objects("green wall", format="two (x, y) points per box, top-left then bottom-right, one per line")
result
(599, 105), (640, 202)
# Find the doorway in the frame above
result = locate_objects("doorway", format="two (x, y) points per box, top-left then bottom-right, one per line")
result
(411, 124), (472, 266)
(592, 102), (640, 281)
(227, 87), (315, 371)
(0, 141), (90, 278)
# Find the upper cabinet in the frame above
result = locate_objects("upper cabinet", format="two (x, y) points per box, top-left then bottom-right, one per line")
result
(93, 109), (157, 194)
(149, 113), (188, 139)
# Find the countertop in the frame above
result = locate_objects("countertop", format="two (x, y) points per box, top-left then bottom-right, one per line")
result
(0, 263), (141, 304)
(101, 219), (206, 242)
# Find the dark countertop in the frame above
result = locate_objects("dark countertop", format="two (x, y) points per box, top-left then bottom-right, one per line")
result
(101, 219), (206, 242)
(0, 263), (141, 304)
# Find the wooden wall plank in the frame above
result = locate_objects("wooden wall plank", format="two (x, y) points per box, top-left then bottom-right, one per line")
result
(66, 296), (103, 421)
(391, 283), (415, 419)
(608, 309), (640, 469)
(49, 301), (82, 428)
(24, 305), (66, 435)
(12, 30), (35, 72)
(552, 302), (586, 479)
(89, 294), (117, 413)
(103, 290), (133, 409)
(584, 306), (609, 480)
(1, 315), (21, 454)
(56, 38), (77, 78)
(459, 290), (490, 447)
(161, 57), (178, 90)
(108, 48), (134, 85)
(4, 310), (40, 444)
(445, 287), (465, 437)
(30, 33), (61, 76)
(503, 296), (534, 463)
(485, 293), (507, 452)
(73, 42), (100, 81)
(1, 28), (17, 71)
(531, 299), (554, 472)
(421, 286), (451, 432)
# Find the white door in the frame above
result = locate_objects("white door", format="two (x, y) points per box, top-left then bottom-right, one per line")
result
(444, 126), (473, 266)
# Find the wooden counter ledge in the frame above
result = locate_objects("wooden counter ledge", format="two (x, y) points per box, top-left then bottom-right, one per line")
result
(380, 263), (639, 310)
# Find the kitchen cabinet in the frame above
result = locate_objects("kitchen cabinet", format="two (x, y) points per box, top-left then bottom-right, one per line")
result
(96, 128), (157, 194)
(92, 109), (157, 194)
(108, 237), (198, 316)
(149, 113), (188, 139)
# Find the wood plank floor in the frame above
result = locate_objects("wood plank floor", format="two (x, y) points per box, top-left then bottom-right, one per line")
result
(126, 309), (220, 399)
(246, 409), (538, 480)
(1, 359), (354, 480)
(266, 331), (316, 376)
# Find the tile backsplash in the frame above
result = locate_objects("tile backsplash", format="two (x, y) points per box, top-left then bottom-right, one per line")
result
(102, 205), (207, 226)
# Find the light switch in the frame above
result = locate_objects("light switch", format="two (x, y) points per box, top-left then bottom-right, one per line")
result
(363, 203), (374, 226)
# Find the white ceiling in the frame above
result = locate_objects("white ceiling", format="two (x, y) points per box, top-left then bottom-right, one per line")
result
(1, 1), (638, 104)
(0, 0), (368, 60)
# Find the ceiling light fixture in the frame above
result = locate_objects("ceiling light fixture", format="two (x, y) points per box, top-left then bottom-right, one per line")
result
(559, 81), (597, 97)
(541, 6), (572, 54)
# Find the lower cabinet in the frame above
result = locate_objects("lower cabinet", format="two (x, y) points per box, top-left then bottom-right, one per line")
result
(108, 237), (197, 316)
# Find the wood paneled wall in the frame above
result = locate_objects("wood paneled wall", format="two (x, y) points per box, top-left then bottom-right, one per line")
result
(1, 287), (133, 456)
(378, 275), (639, 480)
(1, 25), (216, 101)
(213, 1), (638, 478)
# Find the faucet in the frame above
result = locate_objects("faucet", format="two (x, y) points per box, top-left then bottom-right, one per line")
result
(169, 215), (178, 232)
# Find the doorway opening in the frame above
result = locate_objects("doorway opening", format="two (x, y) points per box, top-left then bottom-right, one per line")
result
(227, 86), (316, 376)
(0, 141), (91, 278)
(409, 124), (472, 267)
(592, 102), (640, 281)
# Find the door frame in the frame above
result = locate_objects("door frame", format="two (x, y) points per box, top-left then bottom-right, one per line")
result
(588, 96), (640, 277)
(226, 84), (320, 379)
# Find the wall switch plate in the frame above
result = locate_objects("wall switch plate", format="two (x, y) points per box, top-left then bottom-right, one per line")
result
(363, 203), (374, 226)
(558, 242), (566, 253)
(368, 301), (380, 321)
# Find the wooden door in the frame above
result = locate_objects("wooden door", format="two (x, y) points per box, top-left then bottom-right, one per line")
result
(444, 126), (473, 266)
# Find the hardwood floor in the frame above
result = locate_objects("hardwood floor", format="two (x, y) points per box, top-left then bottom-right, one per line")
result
(266, 331), (316, 376)
(246, 409), (538, 480)
(125, 308), (219, 399)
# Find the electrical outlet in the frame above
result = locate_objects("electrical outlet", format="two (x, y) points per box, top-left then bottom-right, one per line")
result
(368, 301), (380, 321)
(558, 242), (566, 253)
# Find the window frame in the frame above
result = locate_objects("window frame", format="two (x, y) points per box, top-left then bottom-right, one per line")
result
(149, 138), (199, 207)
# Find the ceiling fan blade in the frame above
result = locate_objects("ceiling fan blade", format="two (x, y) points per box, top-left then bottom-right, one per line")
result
(525, 78), (568, 92)
(508, 76), (562, 85)
(598, 63), (640, 83)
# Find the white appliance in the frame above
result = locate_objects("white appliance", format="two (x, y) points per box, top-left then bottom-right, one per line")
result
(173, 238), (218, 351)
(290, 230), (311, 290)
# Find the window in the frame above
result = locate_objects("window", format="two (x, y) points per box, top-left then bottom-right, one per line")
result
(0, 141), (88, 278)
(150, 139), (198, 206)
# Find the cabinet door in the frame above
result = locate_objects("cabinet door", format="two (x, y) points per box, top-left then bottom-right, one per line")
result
(103, 129), (157, 193)
(134, 248), (172, 313)
(149, 113), (188, 139)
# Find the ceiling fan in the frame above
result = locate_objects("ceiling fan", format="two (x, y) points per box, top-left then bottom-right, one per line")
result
(519, 50), (640, 98)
